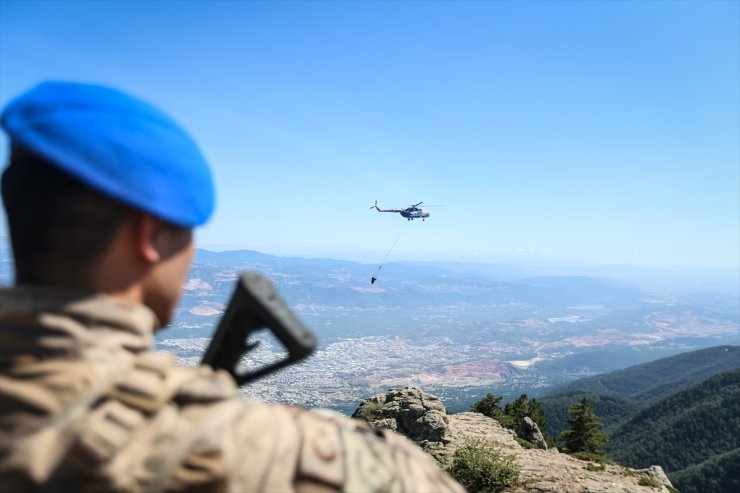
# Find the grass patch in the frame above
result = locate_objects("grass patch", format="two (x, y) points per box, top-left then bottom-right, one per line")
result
(571, 451), (614, 465)
(515, 437), (538, 449)
(355, 400), (383, 422)
(586, 462), (605, 472)
(638, 476), (662, 488)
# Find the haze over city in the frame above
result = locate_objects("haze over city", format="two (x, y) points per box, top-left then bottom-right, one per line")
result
(1, 0), (738, 269)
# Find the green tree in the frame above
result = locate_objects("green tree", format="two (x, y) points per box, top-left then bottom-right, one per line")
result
(559, 396), (608, 454)
(471, 393), (513, 428)
(503, 394), (548, 438)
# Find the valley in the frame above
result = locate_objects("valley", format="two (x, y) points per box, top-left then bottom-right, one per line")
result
(155, 249), (740, 413)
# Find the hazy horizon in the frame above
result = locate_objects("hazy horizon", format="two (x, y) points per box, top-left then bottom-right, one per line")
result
(194, 240), (740, 270)
(185, 245), (740, 297)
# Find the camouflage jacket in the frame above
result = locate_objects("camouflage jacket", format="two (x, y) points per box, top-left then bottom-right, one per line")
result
(0, 287), (465, 493)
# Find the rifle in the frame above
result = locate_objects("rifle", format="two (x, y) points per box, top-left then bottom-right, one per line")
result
(201, 271), (317, 386)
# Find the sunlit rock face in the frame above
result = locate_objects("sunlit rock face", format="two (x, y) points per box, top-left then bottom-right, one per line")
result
(353, 386), (450, 444)
(354, 386), (677, 493)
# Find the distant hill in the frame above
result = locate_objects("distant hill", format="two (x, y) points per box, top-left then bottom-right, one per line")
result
(540, 392), (647, 437)
(607, 368), (740, 467)
(608, 369), (740, 493)
(669, 448), (740, 493)
(538, 348), (740, 493)
(540, 345), (740, 436)
(191, 249), (646, 311)
(188, 250), (740, 322)
(533, 346), (703, 377)
(546, 345), (740, 401)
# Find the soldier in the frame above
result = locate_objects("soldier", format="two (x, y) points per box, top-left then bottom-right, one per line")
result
(0, 81), (465, 493)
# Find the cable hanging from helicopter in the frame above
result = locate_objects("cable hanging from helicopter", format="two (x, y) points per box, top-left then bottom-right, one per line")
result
(370, 222), (408, 285)
(369, 201), (431, 284)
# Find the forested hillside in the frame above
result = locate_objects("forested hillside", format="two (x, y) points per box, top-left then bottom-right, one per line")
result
(606, 369), (740, 473)
(669, 448), (740, 493)
(539, 392), (646, 437)
(546, 346), (739, 400)
(539, 346), (739, 436)
(538, 347), (740, 493)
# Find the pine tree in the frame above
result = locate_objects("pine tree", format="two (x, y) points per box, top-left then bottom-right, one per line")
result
(559, 396), (608, 454)
(503, 394), (548, 434)
(471, 393), (513, 427)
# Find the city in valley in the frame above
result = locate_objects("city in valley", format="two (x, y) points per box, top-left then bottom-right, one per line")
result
(157, 251), (740, 413)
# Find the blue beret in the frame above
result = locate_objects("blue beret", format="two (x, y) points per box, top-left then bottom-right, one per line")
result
(0, 81), (214, 227)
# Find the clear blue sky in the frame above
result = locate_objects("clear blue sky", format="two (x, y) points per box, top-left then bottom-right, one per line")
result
(1, 0), (738, 268)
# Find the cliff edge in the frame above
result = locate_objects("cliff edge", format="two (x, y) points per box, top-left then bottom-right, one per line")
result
(353, 386), (676, 493)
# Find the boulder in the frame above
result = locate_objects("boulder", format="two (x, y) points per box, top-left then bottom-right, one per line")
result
(352, 386), (450, 443)
(520, 416), (548, 450)
(366, 418), (397, 432)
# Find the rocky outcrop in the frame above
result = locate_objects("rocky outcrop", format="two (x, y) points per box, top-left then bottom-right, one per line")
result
(520, 416), (548, 450)
(353, 387), (676, 493)
(352, 386), (450, 443)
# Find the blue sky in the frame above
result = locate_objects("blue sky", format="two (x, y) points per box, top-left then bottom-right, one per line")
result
(0, 0), (738, 268)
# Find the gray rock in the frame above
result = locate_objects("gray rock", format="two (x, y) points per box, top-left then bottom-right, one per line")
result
(413, 412), (450, 443)
(381, 401), (401, 416)
(635, 465), (672, 485)
(367, 418), (397, 432)
(405, 402), (425, 418)
(352, 386), (450, 443)
(520, 416), (548, 450)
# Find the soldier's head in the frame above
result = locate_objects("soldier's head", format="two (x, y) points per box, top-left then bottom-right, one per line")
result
(0, 81), (215, 326)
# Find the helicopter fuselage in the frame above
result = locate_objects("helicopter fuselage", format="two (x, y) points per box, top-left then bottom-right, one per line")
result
(400, 207), (430, 220)
(371, 201), (430, 220)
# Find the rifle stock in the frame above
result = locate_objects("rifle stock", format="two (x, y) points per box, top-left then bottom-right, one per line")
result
(201, 271), (317, 386)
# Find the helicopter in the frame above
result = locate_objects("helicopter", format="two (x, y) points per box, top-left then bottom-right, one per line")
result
(371, 201), (430, 221)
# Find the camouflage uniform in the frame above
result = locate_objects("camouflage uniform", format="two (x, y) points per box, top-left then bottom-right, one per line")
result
(0, 287), (465, 493)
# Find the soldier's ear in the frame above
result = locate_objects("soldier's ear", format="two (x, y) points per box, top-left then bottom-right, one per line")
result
(135, 214), (163, 264)
(133, 214), (192, 265)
